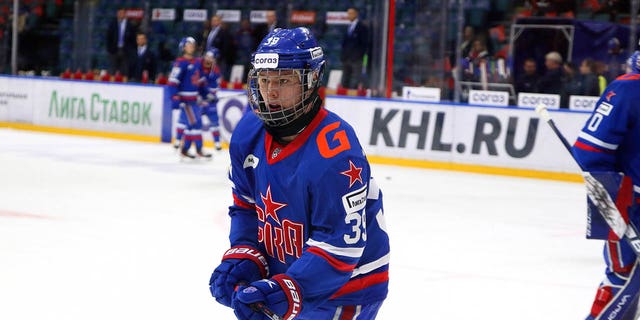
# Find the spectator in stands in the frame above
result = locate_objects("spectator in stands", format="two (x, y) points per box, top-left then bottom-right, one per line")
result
(467, 38), (489, 65)
(202, 15), (236, 81)
(252, 10), (279, 50)
(17, 4), (42, 72)
(579, 58), (600, 96)
(515, 58), (539, 94)
(537, 51), (564, 95)
(129, 32), (157, 83)
(527, 0), (576, 17)
(449, 26), (475, 69)
(340, 7), (369, 89)
(460, 26), (475, 59)
(561, 61), (580, 107)
(106, 9), (137, 77)
(235, 19), (255, 83)
(593, 0), (631, 21)
(595, 60), (608, 94)
(605, 37), (627, 82)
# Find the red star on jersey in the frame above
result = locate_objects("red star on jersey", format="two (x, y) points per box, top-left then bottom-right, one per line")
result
(259, 185), (287, 224)
(340, 160), (363, 188)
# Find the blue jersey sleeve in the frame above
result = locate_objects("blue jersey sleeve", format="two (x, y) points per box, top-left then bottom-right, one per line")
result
(572, 79), (634, 172)
(226, 113), (277, 249)
(571, 77), (640, 240)
(168, 61), (183, 86)
(227, 119), (261, 248)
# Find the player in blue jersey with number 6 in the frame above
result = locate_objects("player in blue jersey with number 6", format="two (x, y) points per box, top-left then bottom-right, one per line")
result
(208, 27), (390, 319)
(572, 51), (640, 320)
(168, 36), (211, 159)
(200, 48), (223, 151)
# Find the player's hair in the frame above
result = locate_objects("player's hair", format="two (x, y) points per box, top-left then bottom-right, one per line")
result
(545, 51), (562, 64)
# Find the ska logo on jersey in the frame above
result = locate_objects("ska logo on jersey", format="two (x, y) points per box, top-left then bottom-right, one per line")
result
(255, 185), (304, 263)
(340, 160), (363, 188)
(256, 185), (287, 223)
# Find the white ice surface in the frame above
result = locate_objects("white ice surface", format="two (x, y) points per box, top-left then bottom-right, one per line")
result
(0, 128), (603, 319)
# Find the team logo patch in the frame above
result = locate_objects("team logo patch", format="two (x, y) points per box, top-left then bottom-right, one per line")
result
(242, 287), (258, 293)
(311, 47), (323, 60)
(271, 148), (281, 159)
(253, 53), (279, 68)
(596, 101), (614, 116)
(243, 154), (260, 169)
(341, 185), (367, 213)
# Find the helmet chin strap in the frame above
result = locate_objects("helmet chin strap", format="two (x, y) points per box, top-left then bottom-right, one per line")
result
(263, 86), (322, 142)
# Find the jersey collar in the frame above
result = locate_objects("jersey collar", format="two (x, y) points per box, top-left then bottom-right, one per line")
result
(264, 108), (328, 165)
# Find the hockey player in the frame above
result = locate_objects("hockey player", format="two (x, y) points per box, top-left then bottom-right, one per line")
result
(572, 50), (640, 320)
(168, 37), (211, 159)
(209, 27), (390, 319)
(199, 48), (223, 151)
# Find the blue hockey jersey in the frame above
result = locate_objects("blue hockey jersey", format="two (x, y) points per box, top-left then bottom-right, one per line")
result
(572, 73), (640, 239)
(227, 108), (390, 315)
(167, 57), (204, 102)
(200, 65), (221, 97)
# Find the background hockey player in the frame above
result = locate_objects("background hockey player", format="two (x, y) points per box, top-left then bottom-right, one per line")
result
(200, 48), (223, 151)
(167, 37), (211, 159)
(208, 27), (390, 319)
(572, 50), (640, 320)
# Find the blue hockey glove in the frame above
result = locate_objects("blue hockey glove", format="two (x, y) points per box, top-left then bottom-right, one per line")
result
(210, 246), (269, 308)
(233, 274), (303, 320)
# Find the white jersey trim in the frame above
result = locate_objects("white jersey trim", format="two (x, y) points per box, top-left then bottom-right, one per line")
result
(606, 241), (625, 274)
(241, 194), (255, 204)
(178, 91), (199, 97)
(306, 239), (364, 258)
(332, 307), (343, 320)
(634, 185), (640, 194)
(354, 305), (362, 319)
(351, 253), (390, 278)
(332, 305), (362, 320)
(367, 177), (380, 200)
(578, 131), (618, 150)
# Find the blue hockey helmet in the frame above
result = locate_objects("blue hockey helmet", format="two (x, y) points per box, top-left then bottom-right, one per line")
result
(178, 36), (196, 53)
(251, 27), (325, 78)
(627, 51), (640, 74)
(205, 47), (221, 60)
(247, 27), (325, 138)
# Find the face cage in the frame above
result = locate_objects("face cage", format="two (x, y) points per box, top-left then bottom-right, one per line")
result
(247, 68), (318, 128)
